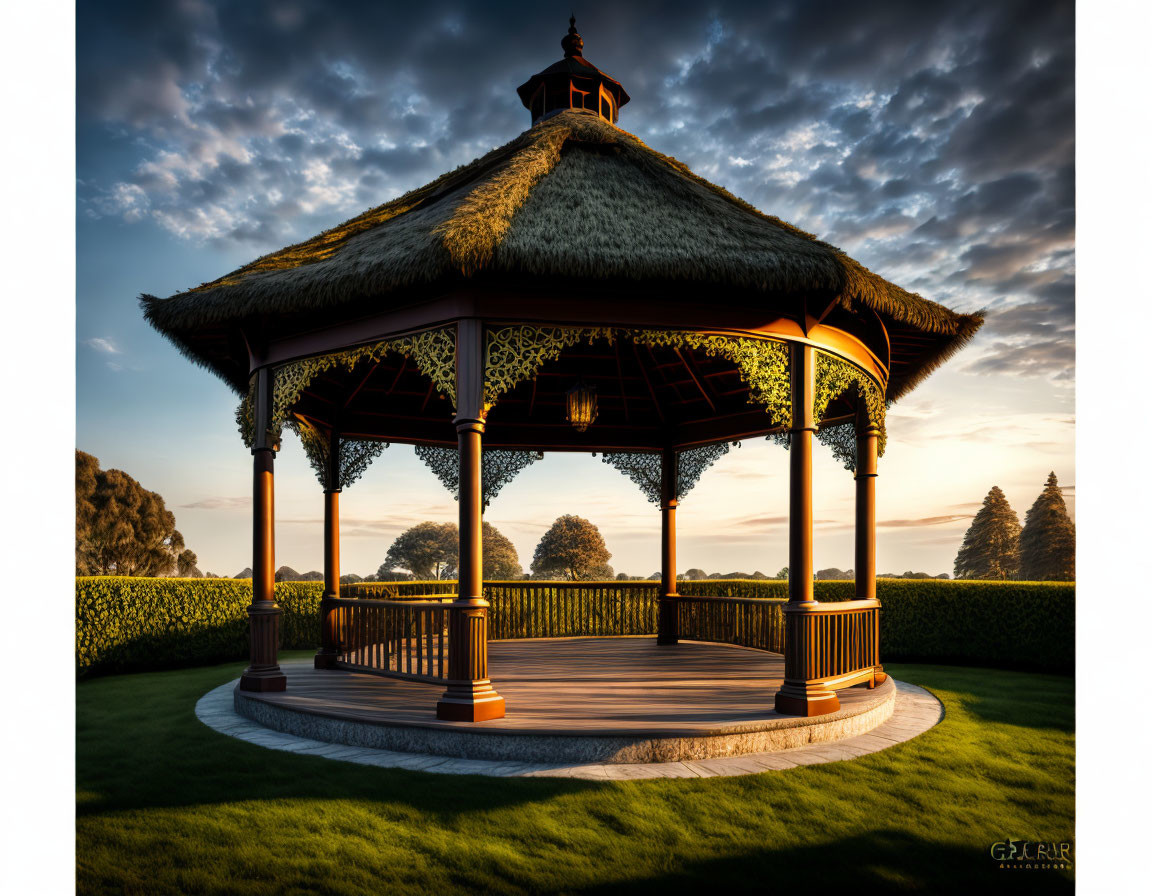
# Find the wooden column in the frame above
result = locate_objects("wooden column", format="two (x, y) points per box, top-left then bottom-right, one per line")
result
(315, 428), (341, 670)
(656, 446), (679, 644)
(855, 403), (886, 685)
(775, 343), (838, 716)
(437, 320), (505, 721)
(240, 367), (287, 692)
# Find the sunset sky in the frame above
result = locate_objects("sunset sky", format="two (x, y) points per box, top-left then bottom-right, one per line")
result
(75, 0), (1074, 579)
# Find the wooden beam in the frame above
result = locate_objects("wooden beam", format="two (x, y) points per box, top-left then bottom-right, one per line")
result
(675, 347), (716, 413)
(385, 357), (408, 396)
(614, 339), (631, 424)
(343, 361), (381, 409)
(632, 341), (665, 424)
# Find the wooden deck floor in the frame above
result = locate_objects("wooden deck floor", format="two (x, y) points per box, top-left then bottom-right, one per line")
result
(246, 637), (887, 737)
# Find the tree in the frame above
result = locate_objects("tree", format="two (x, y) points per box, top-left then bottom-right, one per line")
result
(76, 450), (192, 576)
(482, 521), (522, 579)
(380, 522), (458, 579)
(1019, 472), (1075, 581)
(775, 567), (789, 580)
(176, 549), (200, 577)
(530, 515), (612, 580)
(935, 573), (950, 579)
(954, 486), (1022, 580)
(378, 521), (520, 579)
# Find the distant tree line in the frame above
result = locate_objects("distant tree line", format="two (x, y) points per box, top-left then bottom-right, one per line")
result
(955, 473), (1074, 581)
(86, 455), (1067, 583)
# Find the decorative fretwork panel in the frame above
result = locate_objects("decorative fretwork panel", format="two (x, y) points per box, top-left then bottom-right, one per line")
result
(599, 452), (662, 504)
(483, 325), (615, 411)
(600, 442), (731, 505)
(288, 419), (387, 490)
(237, 327), (456, 448)
(769, 351), (888, 473)
(482, 325), (791, 427)
(415, 445), (543, 508)
(677, 443), (731, 498)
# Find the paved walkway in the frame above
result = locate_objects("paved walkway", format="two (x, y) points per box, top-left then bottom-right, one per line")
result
(196, 676), (943, 780)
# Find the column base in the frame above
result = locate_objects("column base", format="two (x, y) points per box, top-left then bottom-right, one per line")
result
(436, 679), (506, 721)
(656, 596), (679, 645)
(240, 667), (287, 692)
(871, 665), (887, 687)
(774, 681), (840, 717)
(314, 650), (339, 670)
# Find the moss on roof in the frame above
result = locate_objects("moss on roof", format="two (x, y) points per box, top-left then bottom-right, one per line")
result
(142, 109), (981, 400)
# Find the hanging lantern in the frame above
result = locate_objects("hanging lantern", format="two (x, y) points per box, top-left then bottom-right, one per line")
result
(566, 379), (598, 432)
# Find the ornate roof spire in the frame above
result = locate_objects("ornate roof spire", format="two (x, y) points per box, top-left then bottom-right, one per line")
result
(517, 15), (629, 125)
(561, 15), (584, 58)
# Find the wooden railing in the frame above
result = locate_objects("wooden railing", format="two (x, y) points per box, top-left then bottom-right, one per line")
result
(332, 596), (457, 683)
(484, 582), (659, 639)
(674, 595), (787, 653)
(783, 599), (881, 690)
(326, 584), (881, 693)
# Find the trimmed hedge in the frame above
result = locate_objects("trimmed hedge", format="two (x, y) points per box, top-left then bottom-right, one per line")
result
(76, 576), (1074, 677)
(76, 578), (319, 678)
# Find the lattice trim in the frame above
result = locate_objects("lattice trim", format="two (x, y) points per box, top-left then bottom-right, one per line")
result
(288, 418), (387, 490)
(677, 443), (731, 498)
(415, 445), (543, 508)
(599, 452), (662, 505)
(771, 351), (888, 472)
(600, 442), (731, 505)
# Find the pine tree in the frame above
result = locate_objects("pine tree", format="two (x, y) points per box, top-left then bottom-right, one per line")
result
(1019, 472), (1075, 581)
(954, 486), (1022, 580)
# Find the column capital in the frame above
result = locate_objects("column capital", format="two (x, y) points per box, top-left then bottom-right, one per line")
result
(454, 417), (487, 434)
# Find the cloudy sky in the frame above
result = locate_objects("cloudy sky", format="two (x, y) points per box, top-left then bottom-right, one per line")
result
(76, 0), (1074, 578)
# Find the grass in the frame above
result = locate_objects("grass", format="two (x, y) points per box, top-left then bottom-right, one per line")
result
(77, 652), (1074, 894)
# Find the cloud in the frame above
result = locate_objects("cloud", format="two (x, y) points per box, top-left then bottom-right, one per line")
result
(84, 337), (120, 354)
(877, 514), (972, 528)
(77, 0), (1073, 381)
(181, 496), (250, 509)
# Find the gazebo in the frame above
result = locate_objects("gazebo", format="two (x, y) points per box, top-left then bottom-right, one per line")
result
(143, 19), (981, 723)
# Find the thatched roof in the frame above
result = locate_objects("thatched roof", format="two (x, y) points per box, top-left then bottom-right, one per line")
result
(142, 109), (981, 399)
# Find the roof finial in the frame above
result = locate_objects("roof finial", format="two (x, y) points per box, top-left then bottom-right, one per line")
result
(561, 14), (584, 58)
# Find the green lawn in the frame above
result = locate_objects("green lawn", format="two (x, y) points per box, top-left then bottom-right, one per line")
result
(77, 653), (1074, 894)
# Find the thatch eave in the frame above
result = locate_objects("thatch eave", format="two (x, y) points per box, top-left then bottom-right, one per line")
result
(141, 110), (982, 401)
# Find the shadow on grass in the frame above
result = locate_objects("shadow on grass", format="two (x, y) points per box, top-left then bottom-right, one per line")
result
(574, 829), (1073, 895)
(886, 663), (1074, 731)
(77, 656), (602, 820)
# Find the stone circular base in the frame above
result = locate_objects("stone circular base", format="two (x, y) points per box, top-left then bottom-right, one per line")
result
(234, 680), (894, 763)
(227, 639), (900, 764)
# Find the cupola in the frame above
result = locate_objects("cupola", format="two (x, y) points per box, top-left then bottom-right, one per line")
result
(516, 17), (630, 126)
